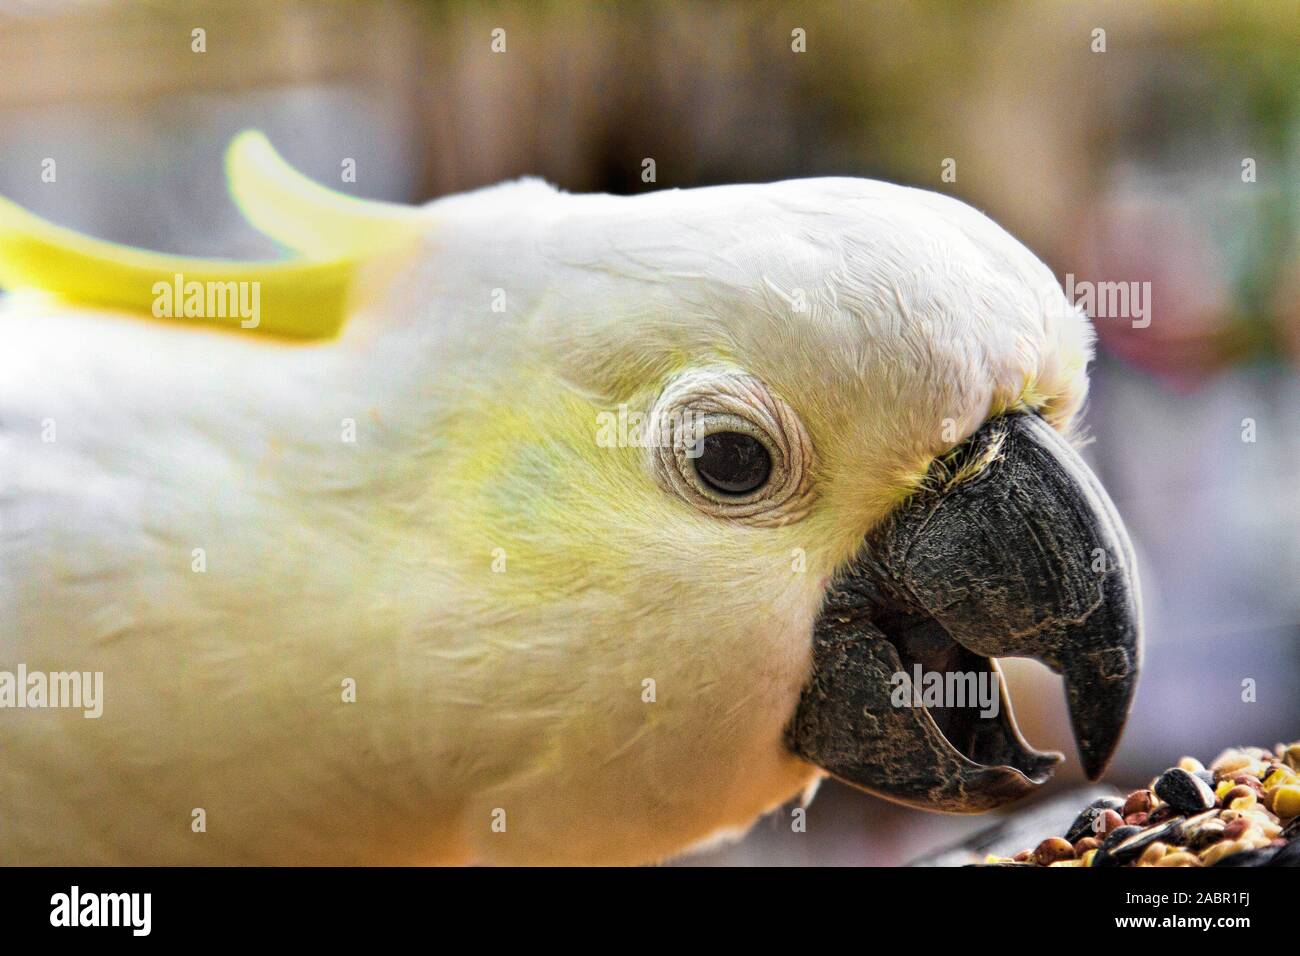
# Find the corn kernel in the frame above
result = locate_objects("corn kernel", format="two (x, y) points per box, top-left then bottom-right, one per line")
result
(1200, 840), (1246, 866)
(1282, 744), (1300, 772)
(1270, 784), (1300, 820)
(1211, 752), (1252, 775)
(1138, 842), (1167, 866)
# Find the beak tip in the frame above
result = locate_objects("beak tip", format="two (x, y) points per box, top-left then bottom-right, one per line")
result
(1082, 757), (1108, 782)
(1066, 666), (1136, 783)
(1072, 712), (1127, 781)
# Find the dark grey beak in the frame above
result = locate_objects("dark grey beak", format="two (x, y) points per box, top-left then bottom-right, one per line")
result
(786, 411), (1141, 812)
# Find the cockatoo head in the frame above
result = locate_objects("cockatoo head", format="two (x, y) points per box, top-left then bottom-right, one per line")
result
(395, 168), (1141, 849)
(0, 134), (1141, 864)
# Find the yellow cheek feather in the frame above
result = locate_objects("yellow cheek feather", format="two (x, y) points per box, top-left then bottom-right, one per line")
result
(437, 385), (623, 584)
(433, 372), (843, 617)
(0, 130), (428, 340)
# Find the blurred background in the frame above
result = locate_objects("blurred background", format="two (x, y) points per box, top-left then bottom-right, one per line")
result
(1, 0), (1296, 864)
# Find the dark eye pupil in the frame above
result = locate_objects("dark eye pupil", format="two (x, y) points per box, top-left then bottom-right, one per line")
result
(695, 432), (772, 495)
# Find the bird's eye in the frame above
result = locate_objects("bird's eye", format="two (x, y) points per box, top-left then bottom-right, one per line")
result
(694, 431), (772, 495)
(646, 367), (817, 526)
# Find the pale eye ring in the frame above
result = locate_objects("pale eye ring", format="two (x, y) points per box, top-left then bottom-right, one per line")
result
(647, 367), (816, 526)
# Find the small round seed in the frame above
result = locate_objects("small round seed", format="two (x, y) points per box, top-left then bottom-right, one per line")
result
(1211, 752), (1253, 776)
(1138, 841), (1168, 865)
(1123, 790), (1155, 817)
(1224, 786), (1257, 811)
(1230, 773), (1265, 795)
(1222, 817), (1251, 841)
(1200, 839), (1247, 866)
(1097, 809), (1125, 836)
(1034, 837), (1076, 866)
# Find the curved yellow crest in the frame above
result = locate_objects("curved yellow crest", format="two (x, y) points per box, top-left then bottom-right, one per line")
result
(0, 131), (427, 339)
(225, 130), (426, 258)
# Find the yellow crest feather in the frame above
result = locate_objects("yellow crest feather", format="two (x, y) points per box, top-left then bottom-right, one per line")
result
(224, 130), (426, 258)
(0, 130), (427, 339)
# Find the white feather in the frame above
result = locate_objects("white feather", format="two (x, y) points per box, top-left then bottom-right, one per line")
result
(0, 176), (1092, 863)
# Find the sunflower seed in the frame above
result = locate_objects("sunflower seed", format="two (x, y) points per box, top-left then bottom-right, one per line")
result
(1154, 767), (1217, 815)
(1064, 797), (1126, 843)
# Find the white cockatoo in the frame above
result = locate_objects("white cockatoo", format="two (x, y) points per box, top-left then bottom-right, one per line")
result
(0, 133), (1140, 864)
